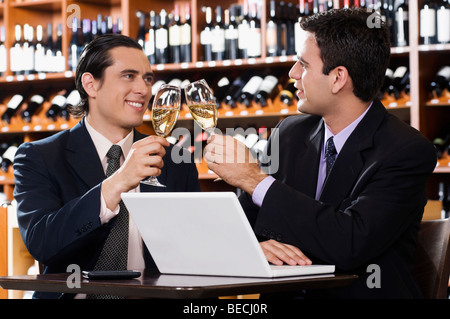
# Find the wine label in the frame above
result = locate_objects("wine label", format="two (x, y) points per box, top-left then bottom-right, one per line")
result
(30, 95), (45, 105)
(7, 95), (23, 109)
(420, 8), (436, 37)
(155, 28), (168, 49)
(66, 90), (81, 106)
(2, 146), (18, 162)
(259, 75), (278, 93)
(437, 8), (450, 43)
(51, 95), (66, 107)
(242, 76), (263, 94)
(169, 24), (181, 46)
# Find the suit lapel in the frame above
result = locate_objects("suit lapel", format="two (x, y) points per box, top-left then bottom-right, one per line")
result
(293, 119), (323, 199)
(319, 100), (387, 206)
(65, 118), (105, 188)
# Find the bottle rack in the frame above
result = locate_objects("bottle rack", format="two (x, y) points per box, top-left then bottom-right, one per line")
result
(0, 0), (449, 298)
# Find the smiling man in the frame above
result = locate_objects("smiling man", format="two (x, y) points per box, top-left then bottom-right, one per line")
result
(204, 8), (437, 298)
(13, 34), (200, 299)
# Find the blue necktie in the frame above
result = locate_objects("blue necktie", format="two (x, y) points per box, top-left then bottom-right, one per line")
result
(325, 137), (337, 176)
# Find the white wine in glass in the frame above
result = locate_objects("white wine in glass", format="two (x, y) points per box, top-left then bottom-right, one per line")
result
(141, 84), (181, 187)
(184, 79), (218, 134)
(184, 79), (221, 181)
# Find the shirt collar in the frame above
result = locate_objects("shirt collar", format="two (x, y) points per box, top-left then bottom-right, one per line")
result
(324, 101), (372, 154)
(84, 117), (134, 161)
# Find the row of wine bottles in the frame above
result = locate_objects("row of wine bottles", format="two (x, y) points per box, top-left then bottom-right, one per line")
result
(420, 0), (450, 45)
(172, 124), (269, 164)
(0, 88), (80, 124)
(429, 65), (450, 100)
(379, 65), (410, 102)
(1, 14), (122, 77)
(153, 74), (297, 112)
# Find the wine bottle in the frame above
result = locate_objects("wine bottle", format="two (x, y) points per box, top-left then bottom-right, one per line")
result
(266, 0), (278, 57)
(391, 66), (409, 99)
(437, 0), (450, 44)
(21, 93), (47, 122)
(0, 26), (6, 77)
(379, 67), (394, 99)
(211, 6), (225, 61)
(429, 65), (450, 98)
(10, 24), (23, 75)
(169, 4), (181, 64)
(238, 76), (264, 107)
(69, 18), (81, 72)
(200, 7), (213, 61)
(136, 11), (146, 49)
(254, 75), (279, 107)
(224, 77), (245, 108)
(395, 0), (409, 47)
(420, 1), (437, 45)
(155, 9), (169, 64)
(224, 7), (239, 60)
(46, 89), (72, 121)
(180, 3), (192, 63)
(286, 2), (296, 56)
(277, 1), (288, 56)
(60, 90), (81, 121)
(22, 24), (35, 75)
(279, 78), (298, 105)
(180, 79), (190, 106)
(145, 11), (156, 65)
(150, 80), (166, 106)
(244, 126), (260, 150)
(43, 23), (54, 73)
(213, 76), (231, 107)
(115, 17), (123, 35)
(238, 0), (250, 59)
(248, 2), (261, 58)
(2, 90), (30, 124)
(106, 16), (114, 34)
(34, 25), (46, 73)
(1, 143), (19, 173)
(295, 0), (308, 55)
(82, 19), (92, 48)
(54, 24), (65, 73)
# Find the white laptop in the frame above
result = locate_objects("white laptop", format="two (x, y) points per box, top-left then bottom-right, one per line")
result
(121, 192), (335, 278)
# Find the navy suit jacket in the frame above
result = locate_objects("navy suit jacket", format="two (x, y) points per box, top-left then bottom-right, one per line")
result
(240, 99), (437, 298)
(13, 118), (200, 298)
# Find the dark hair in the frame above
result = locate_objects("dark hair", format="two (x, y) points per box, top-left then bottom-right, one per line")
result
(70, 34), (143, 118)
(300, 8), (391, 102)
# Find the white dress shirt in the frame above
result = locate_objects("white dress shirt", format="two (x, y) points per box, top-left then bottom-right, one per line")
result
(85, 118), (145, 270)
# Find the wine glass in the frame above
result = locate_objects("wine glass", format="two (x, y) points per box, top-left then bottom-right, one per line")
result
(141, 84), (181, 187)
(184, 79), (221, 181)
(184, 79), (218, 134)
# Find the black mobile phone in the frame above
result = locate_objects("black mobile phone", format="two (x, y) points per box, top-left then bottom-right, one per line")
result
(82, 270), (141, 280)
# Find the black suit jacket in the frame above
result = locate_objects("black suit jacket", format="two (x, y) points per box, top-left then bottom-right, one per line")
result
(13, 118), (200, 298)
(240, 100), (437, 298)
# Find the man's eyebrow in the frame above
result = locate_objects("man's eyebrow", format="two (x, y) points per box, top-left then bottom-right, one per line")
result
(297, 56), (310, 65)
(120, 69), (154, 78)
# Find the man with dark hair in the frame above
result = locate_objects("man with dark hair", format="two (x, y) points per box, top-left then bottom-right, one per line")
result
(205, 8), (437, 298)
(13, 34), (200, 299)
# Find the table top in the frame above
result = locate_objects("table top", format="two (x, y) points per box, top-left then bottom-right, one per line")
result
(0, 269), (357, 299)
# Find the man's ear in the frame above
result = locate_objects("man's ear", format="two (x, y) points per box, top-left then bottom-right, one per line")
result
(329, 66), (349, 94)
(81, 72), (98, 98)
